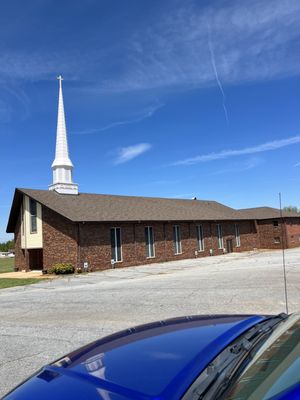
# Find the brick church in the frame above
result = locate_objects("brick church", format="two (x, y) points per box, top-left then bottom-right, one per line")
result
(6, 77), (300, 272)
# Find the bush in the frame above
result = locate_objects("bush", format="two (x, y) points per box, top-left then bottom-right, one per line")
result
(49, 263), (74, 275)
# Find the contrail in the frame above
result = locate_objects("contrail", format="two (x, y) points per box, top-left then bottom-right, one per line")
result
(207, 25), (229, 124)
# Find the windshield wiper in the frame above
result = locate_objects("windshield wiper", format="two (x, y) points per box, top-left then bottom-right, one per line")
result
(185, 313), (288, 400)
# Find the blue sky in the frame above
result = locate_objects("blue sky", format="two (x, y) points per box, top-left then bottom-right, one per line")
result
(1, 0), (300, 241)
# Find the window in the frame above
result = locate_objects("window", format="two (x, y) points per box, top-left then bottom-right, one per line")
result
(145, 226), (155, 258)
(274, 237), (281, 244)
(235, 224), (241, 247)
(196, 225), (204, 251)
(110, 228), (122, 262)
(29, 199), (37, 233)
(273, 220), (279, 227)
(216, 224), (224, 249)
(173, 225), (182, 254)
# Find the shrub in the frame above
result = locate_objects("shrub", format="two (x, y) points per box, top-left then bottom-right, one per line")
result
(49, 263), (74, 275)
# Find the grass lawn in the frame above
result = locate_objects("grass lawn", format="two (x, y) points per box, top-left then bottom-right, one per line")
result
(0, 278), (44, 289)
(0, 257), (14, 273)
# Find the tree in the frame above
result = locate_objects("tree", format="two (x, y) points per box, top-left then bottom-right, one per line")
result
(283, 206), (300, 213)
(0, 240), (14, 252)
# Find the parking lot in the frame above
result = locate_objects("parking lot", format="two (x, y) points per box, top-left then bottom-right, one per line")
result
(1, 248), (300, 397)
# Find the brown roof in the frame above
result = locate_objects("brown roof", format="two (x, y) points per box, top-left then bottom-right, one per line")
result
(7, 188), (250, 232)
(238, 207), (300, 220)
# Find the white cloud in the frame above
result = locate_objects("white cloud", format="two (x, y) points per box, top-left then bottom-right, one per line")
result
(209, 157), (263, 175)
(0, 99), (12, 123)
(115, 143), (152, 164)
(72, 103), (164, 135)
(173, 135), (300, 166)
(102, 0), (300, 92)
(2, 0), (300, 94)
(0, 84), (30, 124)
(0, 50), (82, 82)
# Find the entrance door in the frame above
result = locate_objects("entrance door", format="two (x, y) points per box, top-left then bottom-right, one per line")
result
(226, 239), (233, 253)
(28, 249), (43, 270)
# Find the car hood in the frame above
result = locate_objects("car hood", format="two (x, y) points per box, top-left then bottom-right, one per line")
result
(4, 314), (266, 400)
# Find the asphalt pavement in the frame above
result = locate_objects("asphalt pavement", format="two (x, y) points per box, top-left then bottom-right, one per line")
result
(1, 248), (300, 397)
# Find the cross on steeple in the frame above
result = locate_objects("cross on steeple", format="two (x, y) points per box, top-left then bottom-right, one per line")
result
(57, 75), (64, 86)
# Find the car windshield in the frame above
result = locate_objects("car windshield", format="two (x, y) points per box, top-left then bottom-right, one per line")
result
(224, 314), (300, 400)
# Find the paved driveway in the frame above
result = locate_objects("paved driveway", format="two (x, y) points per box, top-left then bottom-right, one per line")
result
(1, 248), (300, 397)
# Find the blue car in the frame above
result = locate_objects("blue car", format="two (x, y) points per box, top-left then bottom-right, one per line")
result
(4, 313), (300, 399)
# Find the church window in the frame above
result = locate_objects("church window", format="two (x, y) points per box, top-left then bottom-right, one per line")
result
(173, 225), (182, 254)
(216, 224), (224, 249)
(196, 225), (204, 251)
(145, 226), (155, 258)
(30, 199), (37, 233)
(111, 227), (122, 262)
(235, 224), (241, 247)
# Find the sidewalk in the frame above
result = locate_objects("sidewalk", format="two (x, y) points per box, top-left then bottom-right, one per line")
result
(0, 271), (56, 279)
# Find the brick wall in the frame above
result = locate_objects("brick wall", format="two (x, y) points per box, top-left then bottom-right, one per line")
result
(14, 211), (28, 271)
(239, 220), (260, 250)
(15, 205), (300, 272)
(42, 206), (78, 270)
(285, 217), (300, 248)
(78, 220), (259, 271)
(79, 222), (113, 271)
(257, 219), (287, 249)
(256, 218), (300, 249)
(205, 221), (259, 256)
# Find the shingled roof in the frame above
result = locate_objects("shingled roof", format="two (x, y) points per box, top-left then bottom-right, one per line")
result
(7, 188), (250, 232)
(238, 207), (300, 220)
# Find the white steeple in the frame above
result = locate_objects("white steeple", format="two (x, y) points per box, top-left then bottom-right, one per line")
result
(49, 76), (78, 195)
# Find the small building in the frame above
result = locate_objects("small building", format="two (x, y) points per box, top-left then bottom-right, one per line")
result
(6, 77), (300, 272)
(239, 207), (300, 250)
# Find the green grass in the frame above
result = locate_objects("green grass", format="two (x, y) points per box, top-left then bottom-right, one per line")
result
(0, 257), (15, 273)
(0, 278), (44, 289)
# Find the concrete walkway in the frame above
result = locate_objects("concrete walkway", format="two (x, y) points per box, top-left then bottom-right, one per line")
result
(0, 271), (55, 279)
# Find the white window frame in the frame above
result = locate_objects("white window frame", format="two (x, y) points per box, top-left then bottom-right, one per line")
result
(196, 225), (204, 252)
(110, 227), (122, 262)
(216, 224), (224, 249)
(145, 226), (155, 258)
(173, 225), (182, 255)
(235, 224), (241, 247)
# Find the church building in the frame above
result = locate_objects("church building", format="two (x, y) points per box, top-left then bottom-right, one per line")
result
(6, 78), (300, 272)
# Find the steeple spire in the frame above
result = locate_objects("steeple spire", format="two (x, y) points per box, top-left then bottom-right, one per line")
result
(49, 76), (78, 195)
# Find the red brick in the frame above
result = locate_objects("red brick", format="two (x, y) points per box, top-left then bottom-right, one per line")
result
(14, 207), (300, 272)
